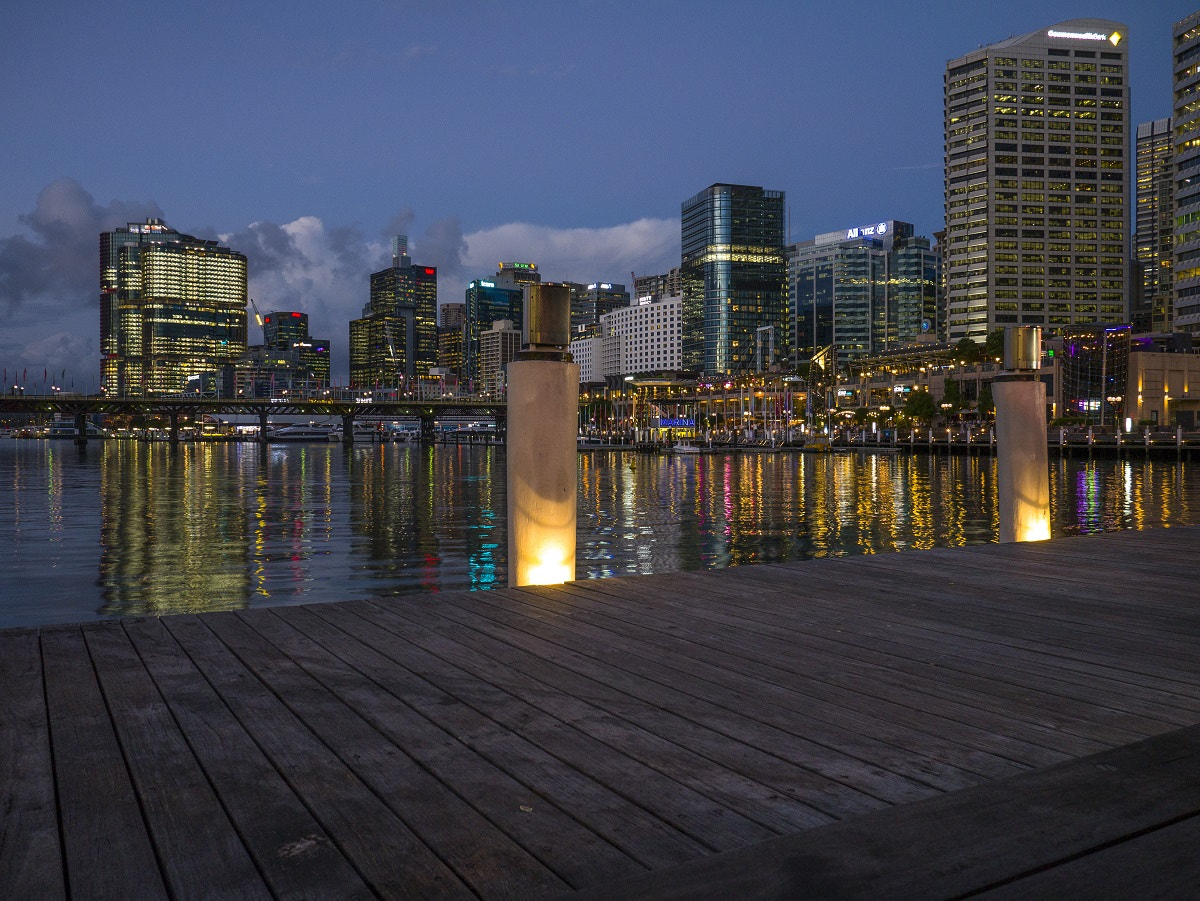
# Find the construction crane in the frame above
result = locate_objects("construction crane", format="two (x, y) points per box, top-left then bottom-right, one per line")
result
(249, 298), (266, 343)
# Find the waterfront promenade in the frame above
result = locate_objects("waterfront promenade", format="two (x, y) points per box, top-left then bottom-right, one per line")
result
(3, 527), (1200, 898)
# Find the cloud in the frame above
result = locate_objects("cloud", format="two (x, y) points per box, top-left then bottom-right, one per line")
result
(0, 178), (163, 317)
(459, 217), (678, 290)
(2, 179), (683, 386)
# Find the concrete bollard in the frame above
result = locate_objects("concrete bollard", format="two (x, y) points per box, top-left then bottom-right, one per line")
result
(994, 327), (1050, 543)
(507, 284), (580, 587)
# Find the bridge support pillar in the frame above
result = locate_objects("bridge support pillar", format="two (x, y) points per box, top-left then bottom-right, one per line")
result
(258, 410), (270, 444)
(74, 412), (88, 446)
(420, 414), (436, 444)
(169, 409), (180, 446)
(342, 414), (355, 446)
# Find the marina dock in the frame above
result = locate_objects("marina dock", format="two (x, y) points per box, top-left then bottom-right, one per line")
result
(3, 527), (1200, 898)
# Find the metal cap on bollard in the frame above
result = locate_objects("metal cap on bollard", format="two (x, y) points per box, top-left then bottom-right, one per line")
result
(520, 283), (573, 361)
(1004, 326), (1041, 372)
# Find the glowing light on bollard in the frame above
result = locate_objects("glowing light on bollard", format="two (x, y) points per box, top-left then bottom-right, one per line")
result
(526, 542), (574, 586)
(508, 283), (579, 587)
(995, 326), (1050, 543)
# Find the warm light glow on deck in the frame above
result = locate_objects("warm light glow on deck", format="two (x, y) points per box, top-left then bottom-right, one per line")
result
(523, 542), (574, 586)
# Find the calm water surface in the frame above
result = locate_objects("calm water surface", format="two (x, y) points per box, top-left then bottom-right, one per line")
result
(1, 439), (1196, 628)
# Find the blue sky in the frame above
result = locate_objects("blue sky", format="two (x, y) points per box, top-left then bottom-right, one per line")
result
(1, 1), (1194, 387)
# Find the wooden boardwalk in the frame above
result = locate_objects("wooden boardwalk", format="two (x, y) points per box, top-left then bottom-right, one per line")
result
(3, 527), (1200, 898)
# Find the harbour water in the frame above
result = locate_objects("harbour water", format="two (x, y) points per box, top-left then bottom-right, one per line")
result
(1, 439), (1196, 629)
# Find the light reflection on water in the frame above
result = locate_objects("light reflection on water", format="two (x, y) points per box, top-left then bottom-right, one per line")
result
(0, 440), (1196, 628)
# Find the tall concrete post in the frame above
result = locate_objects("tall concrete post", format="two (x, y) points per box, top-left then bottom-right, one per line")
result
(993, 326), (1050, 543)
(507, 283), (579, 587)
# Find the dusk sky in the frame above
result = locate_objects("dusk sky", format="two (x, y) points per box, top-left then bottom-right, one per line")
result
(1, 1), (1195, 387)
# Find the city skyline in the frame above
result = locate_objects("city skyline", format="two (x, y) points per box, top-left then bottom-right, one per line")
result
(1, 1), (1195, 386)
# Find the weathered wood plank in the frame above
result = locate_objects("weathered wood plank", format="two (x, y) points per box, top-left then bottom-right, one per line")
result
(222, 607), (572, 899)
(324, 599), (783, 854)
(416, 586), (986, 800)
(251, 604), (647, 888)
(81, 622), (269, 900)
(0, 629), (65, 899)
(571, 722), (1200, 901)
(40, 625), (168, 900)
(587, 568), (1192, 739)
(161, 614), (472, 899)
(353, 596), (839, 834)
(502, 579), (1082, 767)
(121, 616), (373, 900)
(300, 600), (716, 869)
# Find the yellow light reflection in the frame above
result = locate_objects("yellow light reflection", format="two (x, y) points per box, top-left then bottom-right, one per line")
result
(523, 542), (574, 586)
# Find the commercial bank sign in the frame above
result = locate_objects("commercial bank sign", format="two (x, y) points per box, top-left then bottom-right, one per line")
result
(846, 222), (889, 240)
(1047, 28), (1123, 46)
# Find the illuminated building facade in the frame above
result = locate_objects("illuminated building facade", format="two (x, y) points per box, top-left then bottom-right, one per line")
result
(944, 20), (1129, 342)
(478, 319), (521, 394)
(571, 282), (629, 339)
(100, 218), (247, 396)
(1060, 324), (1130, 425)
(349, 236), (437, 387)
(1134, 119), (1174, 332)
(1173, 12), (1200, 334)
(788, 220), (940, 366)
(464, 270), (526, 383)
(634, 268), (682, 304)
(680, 183), (786, 375)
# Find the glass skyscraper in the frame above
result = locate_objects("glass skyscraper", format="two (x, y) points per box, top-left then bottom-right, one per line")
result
(464, 268), (529, 383)
(1135, 118), (1174, 333)
(100, 218), (247, 396)
(1173, 12), (1200, 334)
(944, 19), (1129, 342)
(788, 221), (940, 366)
(680, 184), (786, 375)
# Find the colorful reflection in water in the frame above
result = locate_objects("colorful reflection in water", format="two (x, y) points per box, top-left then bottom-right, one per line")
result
(1, 441), (1196, 627)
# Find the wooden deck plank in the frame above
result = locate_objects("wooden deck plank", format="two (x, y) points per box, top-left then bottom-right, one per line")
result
(975, 814), (1200, 898)
(572, 722), (1200, 901)
(708, 560), (1200, 706)
(353, 596), (840, 834)
(39, 626), (168, 900)
(549, 578), (1090, 766)
(222, 607), (572, 899)
(419, 585), (997, 799)
(614, 568), (1193, 739)
(5, 528), (1200, 898)
(160, 614), (473, 899)
(294, 600), (714, 871)
(245, 605), (644, 891)
(0, 630), (65, 900)
(307, 600), (776, 854)
(81, 623), (270, 900)
(120, 616), (373, 901)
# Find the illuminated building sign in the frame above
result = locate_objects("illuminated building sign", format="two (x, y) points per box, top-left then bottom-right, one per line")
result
(1047, 29), (1118, 44)
(846, 222), (889, 240)
(658, 418), (695, 427)
(424, 268), (435, 275)
(478, 280), (495, 288)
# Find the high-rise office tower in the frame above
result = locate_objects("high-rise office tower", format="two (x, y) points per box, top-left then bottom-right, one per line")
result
(680, 184), (786, 375)
(788, 220), (940, 365)
(349, 235), (437, 387)
(1135, 118), (1174, 333)
(262, 310), (330, 386)
(1173, 12), (1200, 334)
(634, 268), (682, 304)
(100, 218), (248, 396)
(463, 264), (533, 383)
(571, 282), (629, 339)
(944, 20), (1129, 342)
